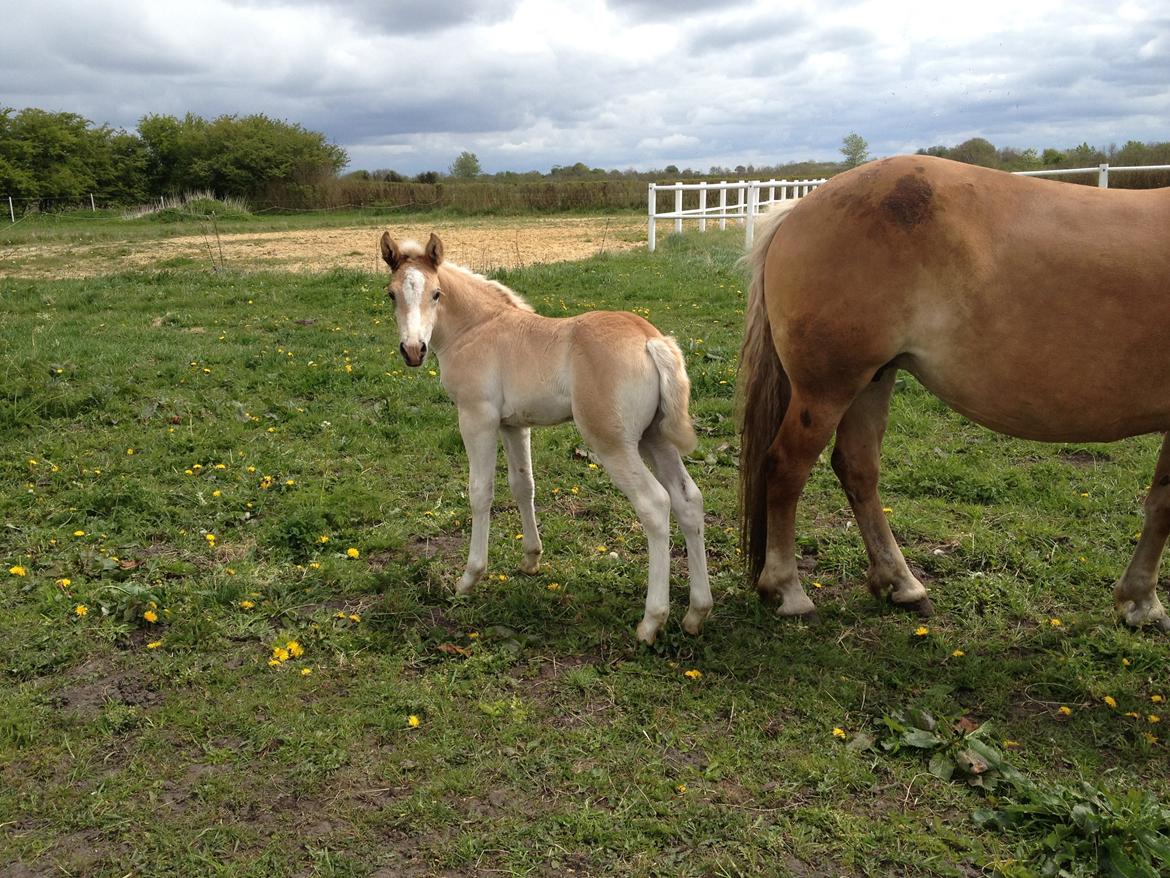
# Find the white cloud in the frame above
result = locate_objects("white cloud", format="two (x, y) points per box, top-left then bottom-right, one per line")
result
(5, 0), (1168, 174)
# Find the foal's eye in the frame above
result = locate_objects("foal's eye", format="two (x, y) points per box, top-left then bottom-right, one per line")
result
(432, 289), (441, 302)
(386, 289), (396, 303)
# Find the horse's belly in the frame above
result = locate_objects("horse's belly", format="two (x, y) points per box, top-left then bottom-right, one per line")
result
(500, 395), (572, 427)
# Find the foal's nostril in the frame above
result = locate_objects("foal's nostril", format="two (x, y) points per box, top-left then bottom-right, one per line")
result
(419, 342), (427, 356)
(399, 342), (407, 358)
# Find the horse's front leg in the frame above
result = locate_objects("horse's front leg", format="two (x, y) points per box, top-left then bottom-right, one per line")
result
(456, 407), (500, 594)
(501, 426), (542, 575)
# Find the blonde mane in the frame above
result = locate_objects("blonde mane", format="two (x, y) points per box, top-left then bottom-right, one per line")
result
(396, 238), (534, 313)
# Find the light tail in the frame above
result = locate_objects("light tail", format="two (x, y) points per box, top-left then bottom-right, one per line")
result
(646, 336), (698, 455)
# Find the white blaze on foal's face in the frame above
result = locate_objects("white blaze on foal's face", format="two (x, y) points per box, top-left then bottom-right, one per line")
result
(380, 231), (445, 368)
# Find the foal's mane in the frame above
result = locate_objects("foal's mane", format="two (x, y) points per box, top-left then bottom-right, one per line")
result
(397, 239), (534, 313)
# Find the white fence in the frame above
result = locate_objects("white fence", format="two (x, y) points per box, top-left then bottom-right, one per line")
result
(1012, 162), (1170, 187)
(646, 178), (827, 252)
(648, 163), (1170, 252)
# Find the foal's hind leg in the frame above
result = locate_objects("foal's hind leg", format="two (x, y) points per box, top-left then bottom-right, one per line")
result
(641, 429), (712, 635)
(757, 390), (849, 618)
(502, 426), (543, 575)
(588, 441), (674, 644)
(831, 370), (931, 614)
(1114, 433), (1170, 631)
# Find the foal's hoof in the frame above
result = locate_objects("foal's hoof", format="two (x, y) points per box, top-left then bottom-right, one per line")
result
(893, 596), (935, 618)
(635, 620), (660, 646)
(780, 609), (820, 626)
(681, 606), (710, 636)
(518, 555), (542, 576)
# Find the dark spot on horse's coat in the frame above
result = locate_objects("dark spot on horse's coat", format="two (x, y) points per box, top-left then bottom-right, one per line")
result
(1159, 474), (1170, 487)
(882, 174), (934, 228)
(800, 409), (812, 428)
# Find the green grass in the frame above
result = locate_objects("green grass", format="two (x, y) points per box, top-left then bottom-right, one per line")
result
(1, 228), (1167, 877)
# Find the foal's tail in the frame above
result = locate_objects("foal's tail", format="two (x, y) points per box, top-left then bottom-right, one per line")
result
(737, 202), (796, 586)
(646, 335), (698, 455)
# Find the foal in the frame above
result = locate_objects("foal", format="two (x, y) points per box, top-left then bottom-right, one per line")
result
(379, 232), (712, 644)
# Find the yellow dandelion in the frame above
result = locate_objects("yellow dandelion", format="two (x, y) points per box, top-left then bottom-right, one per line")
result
(143, 610), (159, 624)
(272, 646), (290, 662)
(348, 614), (361, 623)
(309, 562), (321, 569)
(73, 530), (86, 537)
(239, 600), (255, 609)
(1126, 711), (1141, 718)
(832, 727), (847, 739)
(1049, 618), (1063, 627)
(1148, 714), (1162, 724)
(676, 784), (687, 794)
(267, 659), (282, 668)
(287, 641), (304, 658)
(882, 506), (893, 513)
(914, 626), (930, 636)
(146, 640), (163, 649)
(318, 535), (330, 544)
(1123, 658), (1132, 667)
(205, 533), (216, 543)
(1002, 740), (1020, 749)
(1058, 705), (1072, 716)
(684, 669), (702, 680)
(812, 581), (823, 589)
(346, 547), (360, 558)
(126, 448), (135, 455)
(1103, 695), (1118, 709)
(301, 668), (312, 676)
(951, 649), (965, 657)
(74, 604), (88, 617)
(408, 715), (421, 728)
(56, 577), (72, 588)
(595, 545), (607, 553)
(547, 582), (561, 591)
(1152, 695), (1164, 704)
(8, 565), (27, 577)
(1144, 732), (1159, 745)
(497, 574), (508, 582)
(211, 490), (221, 497)
(468, 632), (478, 640)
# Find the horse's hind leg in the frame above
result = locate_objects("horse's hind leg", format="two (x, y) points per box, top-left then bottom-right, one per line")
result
(588, 440), (673, 644)
(1114, 433), (1170, 631)
(641, 428), (712, 635)
(758, 389), (849, 618)
(502, 426), (543, 575)
(830, 370), (931, 614)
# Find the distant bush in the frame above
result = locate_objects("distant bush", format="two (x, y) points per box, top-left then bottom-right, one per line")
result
(122, 191), (252, 222)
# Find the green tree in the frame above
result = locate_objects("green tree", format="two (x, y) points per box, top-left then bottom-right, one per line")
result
(449, 151), (482, 178)
(840, 132), (870, 168)
(949, 137), (999, 168)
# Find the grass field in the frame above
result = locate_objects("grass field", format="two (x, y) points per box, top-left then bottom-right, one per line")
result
(1, 226), (1168, 877)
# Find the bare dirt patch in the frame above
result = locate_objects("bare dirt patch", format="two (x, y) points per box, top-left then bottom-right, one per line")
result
(5, 216), (647, 278)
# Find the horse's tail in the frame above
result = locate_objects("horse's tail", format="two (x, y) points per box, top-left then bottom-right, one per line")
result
(737, 201), (796, 586)
(646, 335), (698, 455)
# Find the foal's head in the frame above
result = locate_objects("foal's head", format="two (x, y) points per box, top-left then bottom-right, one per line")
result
(379, 231), (444, 367)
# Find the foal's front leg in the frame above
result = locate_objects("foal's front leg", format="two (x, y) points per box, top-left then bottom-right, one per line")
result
(456, 407), (500, 594)
(501, 426), (542, 575)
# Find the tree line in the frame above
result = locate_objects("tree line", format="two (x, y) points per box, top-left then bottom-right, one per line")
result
(3, 106), (1168, 211)
(0, 107), (346, 203)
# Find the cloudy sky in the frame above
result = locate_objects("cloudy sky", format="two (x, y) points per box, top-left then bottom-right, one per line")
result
(5, 0), (1168, 174)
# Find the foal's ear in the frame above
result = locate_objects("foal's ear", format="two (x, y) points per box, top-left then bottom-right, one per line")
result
(425, 232), (444, 266)
(379, 232), (402, 270)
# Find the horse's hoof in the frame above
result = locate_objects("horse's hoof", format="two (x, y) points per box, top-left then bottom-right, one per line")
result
(894, 596), (935, 617)
(518, 558), (541, 576)
(635, 621), (659, 645)
(681, 607), (709, 636)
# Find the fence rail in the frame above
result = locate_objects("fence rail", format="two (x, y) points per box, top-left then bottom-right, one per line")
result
(1012, 163), (1170, 187)
(646, 178), (827, 251)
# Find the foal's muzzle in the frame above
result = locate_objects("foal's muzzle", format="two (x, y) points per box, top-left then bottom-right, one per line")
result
(400, 341), (427, 367)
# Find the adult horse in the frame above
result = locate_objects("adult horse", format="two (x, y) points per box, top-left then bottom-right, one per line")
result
(738, 155), (1170, 629)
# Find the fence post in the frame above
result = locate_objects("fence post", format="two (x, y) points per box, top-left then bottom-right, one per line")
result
(1098, 163), (1109, 188)
(647, 184), (657, 253)
(698, 183), (707, 232)
(90, 193), (96, 212)
(745, 184), (758, 247)
(8, 196), (13, 224)
(736, 180), (745, 225)
(674, 183), (683, 235)
(718, 182), (727, 230)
